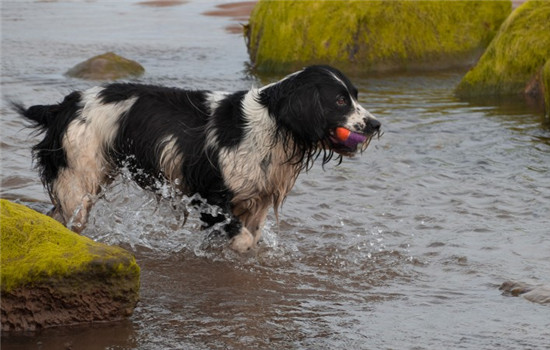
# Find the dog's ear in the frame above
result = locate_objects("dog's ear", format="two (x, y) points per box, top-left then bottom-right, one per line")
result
(272, 83), (327, 143)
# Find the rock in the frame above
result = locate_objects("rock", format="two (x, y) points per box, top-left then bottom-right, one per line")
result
(456, 0), (550, 107)
(499, 281), (532, 296)
(65, 52), (145, 81)
(523, 285), (550, 305)
(543, 59), (550, 117)
(0, 200), (140, 332)
(500, 281), (550, 305)
(246, 0), (511, 74)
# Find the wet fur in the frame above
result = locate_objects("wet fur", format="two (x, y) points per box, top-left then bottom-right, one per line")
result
(14, 65), (381, 252)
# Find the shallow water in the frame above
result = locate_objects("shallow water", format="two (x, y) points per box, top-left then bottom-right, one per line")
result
(2, 1), (550, 349)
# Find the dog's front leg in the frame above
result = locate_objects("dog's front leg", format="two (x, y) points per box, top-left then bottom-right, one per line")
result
(199, 196), (268, 253)
(197, 198), (253, 252)
(200, 211), (253, 253)
(230, 201), (270, 253)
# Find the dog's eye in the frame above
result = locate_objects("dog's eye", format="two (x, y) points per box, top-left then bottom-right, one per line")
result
(336, 96), (347, 107)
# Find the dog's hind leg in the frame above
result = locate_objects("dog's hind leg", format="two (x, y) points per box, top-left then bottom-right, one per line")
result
(51, 164), (106, 233)
(50, 118), (113, 233)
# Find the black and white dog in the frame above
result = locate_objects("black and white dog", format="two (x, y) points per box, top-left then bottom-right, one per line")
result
(15, 65), (381, 252)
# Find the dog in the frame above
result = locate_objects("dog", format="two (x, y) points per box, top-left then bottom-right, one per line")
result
(14, 65), (381, 252)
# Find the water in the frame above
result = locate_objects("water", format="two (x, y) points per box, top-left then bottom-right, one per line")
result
(2, 1), (550, 349)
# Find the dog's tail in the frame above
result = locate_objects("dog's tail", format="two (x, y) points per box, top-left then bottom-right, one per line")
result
(12, 91), (81, 131)
(12, 91), (83, 191)
(12, 102), (55, 129)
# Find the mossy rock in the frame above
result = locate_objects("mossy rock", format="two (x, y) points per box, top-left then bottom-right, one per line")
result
(246, 0), (511, 74)
(456, 0), (550, 102)
(65, 52), (145, 80)
(0, 199), (140, 332)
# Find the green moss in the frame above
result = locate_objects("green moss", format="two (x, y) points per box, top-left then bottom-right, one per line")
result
(65, 52), (145, 80)
(247, 0), (511, 74)
(0, 199), (140, 293)
(456, 1), (550, 97)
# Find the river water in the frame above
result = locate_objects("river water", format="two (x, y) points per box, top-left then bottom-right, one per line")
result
(2, 1), (549, 349)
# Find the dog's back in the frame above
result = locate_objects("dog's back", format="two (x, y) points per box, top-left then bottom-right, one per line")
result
(15, 85), (221, 230)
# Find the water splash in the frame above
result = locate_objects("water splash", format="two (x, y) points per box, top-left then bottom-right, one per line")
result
(82, 166), (285, 261)
(83, 168), (227, 255)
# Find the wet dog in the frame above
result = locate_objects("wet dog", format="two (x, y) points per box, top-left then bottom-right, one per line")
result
(15, 65), (381, 252)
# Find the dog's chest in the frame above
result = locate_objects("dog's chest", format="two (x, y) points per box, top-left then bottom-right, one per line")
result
(219, 142), (297, 202)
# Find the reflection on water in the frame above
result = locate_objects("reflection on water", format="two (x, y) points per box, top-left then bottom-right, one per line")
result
(2, 1), (550, 349)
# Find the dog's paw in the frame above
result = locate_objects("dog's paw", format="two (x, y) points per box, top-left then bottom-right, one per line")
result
(229, 228), (255, 253)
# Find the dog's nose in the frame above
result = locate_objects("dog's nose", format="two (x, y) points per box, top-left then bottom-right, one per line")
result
(365, 117), (381, 135)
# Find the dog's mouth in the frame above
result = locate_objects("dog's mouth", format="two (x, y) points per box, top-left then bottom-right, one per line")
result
(328, 127), (378, 156)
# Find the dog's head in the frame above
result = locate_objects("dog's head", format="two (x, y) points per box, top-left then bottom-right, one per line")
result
(259, 65), (381, 164)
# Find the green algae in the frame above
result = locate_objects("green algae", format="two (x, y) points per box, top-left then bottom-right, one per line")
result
(456, 1), (550, 98)
(65, 51), (145, 81)
(0, 199), (140, 293)
(246, 0), (511, 74)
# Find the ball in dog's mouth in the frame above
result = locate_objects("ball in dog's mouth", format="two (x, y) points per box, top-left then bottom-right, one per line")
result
(329, 127), (368, 154)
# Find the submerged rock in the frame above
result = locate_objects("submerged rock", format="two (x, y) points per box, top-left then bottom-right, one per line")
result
(137, 0), (188, 7)
(500, 281), (550, 305)
(65, 52), (145, 81)
(456, 0), (550, 112)
(246, 0), (511, 74)
(0, 199), (140, 332)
